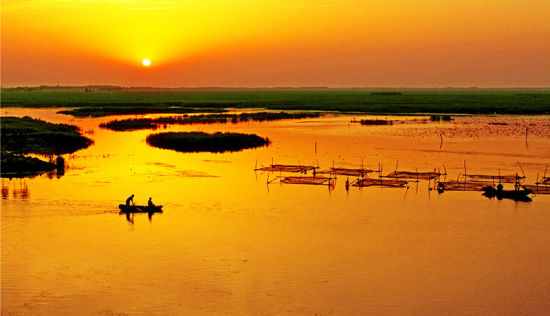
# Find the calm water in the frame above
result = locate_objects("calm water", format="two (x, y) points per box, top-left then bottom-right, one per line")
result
(2, 108), (550, 315)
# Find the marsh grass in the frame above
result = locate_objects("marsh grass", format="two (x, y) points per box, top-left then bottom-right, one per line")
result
(2, 89), (549, 115)
(1, 116), (93, 155)
(57, 106), (224, 117)
(1, 153), (57, 175)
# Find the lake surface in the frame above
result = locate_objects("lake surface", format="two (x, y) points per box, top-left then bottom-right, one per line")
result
(2, 108), (550, 315)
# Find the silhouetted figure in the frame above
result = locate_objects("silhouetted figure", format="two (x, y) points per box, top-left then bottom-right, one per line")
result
(148, 197), (155, 207)
(497, 183), (503, 192)
(126, 194), (135, 206)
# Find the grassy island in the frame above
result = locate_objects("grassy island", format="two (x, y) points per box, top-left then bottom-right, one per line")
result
(146, 132), (270, 153)
(1, 116), (93, 176)
(100, 112), (322, 131)
(1, 153), (57, 175)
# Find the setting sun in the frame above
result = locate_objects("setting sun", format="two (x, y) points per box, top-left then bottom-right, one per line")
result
(142, 59), (151, 67)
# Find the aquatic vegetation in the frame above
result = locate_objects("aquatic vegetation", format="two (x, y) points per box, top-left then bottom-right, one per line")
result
(100, 112), (323, 131)
(367, 116), (550, 138)
(146, 132), (270, 153)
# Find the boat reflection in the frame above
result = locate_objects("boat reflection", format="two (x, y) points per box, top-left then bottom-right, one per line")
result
(119, 210), (162, 224)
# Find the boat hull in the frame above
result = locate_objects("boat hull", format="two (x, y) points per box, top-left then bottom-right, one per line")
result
(119, 204), (163, 213)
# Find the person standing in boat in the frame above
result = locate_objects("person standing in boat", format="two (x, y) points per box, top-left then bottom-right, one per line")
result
(148, 197), (155, 207)
(126, 194), (135, 206)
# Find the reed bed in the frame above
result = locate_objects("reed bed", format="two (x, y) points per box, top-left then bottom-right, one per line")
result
(101, 112), (323, 131)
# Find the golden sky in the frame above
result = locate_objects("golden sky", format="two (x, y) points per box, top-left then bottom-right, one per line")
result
(2, 0), (549, 87)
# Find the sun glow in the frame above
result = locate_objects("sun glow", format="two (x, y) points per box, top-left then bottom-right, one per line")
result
(142, 59), (151, 67)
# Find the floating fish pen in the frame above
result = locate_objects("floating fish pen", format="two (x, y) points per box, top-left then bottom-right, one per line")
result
(319, 167), (374, 177)
(437, 181), (489, 192)
(352, 178), (407, 188)
(280, 176), (334, 186)
(256, 164), (317, 174)
(360, 119), (393, 126)
(385, 170), (442, 180)
(523, 185), (550, 194)
(463, 174), (525, 184)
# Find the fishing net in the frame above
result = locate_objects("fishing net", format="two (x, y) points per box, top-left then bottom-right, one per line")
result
(318, 168), (374, 177)
(463, 174), (524, 184)
(280, 176), (334, 185)
(437, 181), (489, 191)
(353, 178), (407, 188)
(256, 164), (316, 173)
(523, 185), (550, 194)
(385, 171), (441, 180)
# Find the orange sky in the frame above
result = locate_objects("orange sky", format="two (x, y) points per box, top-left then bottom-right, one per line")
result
(2, 0), (550, 87)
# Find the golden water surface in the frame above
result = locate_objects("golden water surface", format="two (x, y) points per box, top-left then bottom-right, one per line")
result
(2, 109), (550, 315)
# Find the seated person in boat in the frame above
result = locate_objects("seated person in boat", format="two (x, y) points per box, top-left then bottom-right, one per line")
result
(126, 194), (135, 206)
(148, 197), (155, 207)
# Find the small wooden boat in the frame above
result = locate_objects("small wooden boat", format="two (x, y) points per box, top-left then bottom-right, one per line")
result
(119, 204), (163, 213)
(481, 186), (532, 202)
